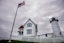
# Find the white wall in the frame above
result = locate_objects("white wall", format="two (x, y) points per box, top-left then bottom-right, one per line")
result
(23, 20), (36, 36)
(51, 21), (61, 36)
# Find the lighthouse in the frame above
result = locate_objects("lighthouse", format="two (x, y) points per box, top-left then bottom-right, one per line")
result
(50, 17), (62, 37)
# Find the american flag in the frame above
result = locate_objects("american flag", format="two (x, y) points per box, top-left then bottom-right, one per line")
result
(18, 1), (25, 8)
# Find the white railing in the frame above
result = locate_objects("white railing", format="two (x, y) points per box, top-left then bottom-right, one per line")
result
(12, 36), (64, 42)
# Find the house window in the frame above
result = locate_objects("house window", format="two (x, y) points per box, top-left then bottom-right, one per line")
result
(27, 29), (32, 34)
(45, 34), (47, 37)
(27, 23), (32, 27)
(18, 31), (23, 35)
(60, 32), (62, 35)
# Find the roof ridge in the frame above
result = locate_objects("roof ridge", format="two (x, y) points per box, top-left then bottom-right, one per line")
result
(24, 18), (36, 26)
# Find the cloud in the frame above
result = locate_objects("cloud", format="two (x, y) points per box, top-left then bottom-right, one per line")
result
(0, 0), (64, 39)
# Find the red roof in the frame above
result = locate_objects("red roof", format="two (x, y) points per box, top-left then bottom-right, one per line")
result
(19, 25), (24, 30)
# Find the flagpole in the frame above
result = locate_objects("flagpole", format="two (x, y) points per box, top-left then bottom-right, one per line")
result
(8, 6), (19, 43)
(8, 1), (25, 43)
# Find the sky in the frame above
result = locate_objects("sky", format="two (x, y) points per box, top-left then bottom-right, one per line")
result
(0, 0), (64, 39)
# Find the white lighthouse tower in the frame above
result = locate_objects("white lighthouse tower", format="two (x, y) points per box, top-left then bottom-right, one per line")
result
(50, 17), (62, 37)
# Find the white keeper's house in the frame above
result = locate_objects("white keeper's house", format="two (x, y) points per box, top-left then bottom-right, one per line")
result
(18, 18), (38, 36)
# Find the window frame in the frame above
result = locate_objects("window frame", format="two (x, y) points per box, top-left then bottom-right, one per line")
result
(27, 29), (32, 34)
(27, 23), (32, 27)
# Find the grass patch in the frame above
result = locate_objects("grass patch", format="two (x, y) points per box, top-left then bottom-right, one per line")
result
(0, 40), (34, 43)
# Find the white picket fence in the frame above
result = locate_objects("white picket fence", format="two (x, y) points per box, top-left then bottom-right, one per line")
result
(12, 36), (64, 42)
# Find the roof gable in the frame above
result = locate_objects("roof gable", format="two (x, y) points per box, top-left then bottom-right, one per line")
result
(18, 18), (37, 29)
(24, 18), (36, 26)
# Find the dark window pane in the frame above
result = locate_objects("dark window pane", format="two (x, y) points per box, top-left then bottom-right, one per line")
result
(27, 23), (32, 27)
(27, 29), (32, 34)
